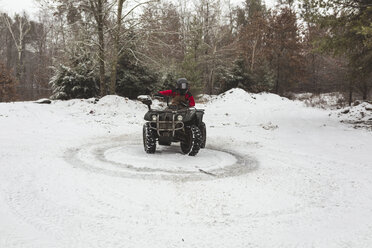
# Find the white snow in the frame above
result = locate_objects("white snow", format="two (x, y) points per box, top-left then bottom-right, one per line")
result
(1, 89), (372, 248)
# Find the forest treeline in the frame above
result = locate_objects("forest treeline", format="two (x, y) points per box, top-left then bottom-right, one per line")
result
(0, 0), (371, 103)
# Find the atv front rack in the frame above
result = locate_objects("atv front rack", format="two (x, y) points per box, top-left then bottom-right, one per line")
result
(150, 113), (184, 136)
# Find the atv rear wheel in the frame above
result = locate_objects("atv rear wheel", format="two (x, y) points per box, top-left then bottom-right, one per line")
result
(143, 122), (156, 154)
(181, 125), (202, 156)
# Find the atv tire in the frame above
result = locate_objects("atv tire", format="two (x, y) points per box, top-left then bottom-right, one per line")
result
(181, 125), (202, 156)
(143, 122), (156, 154)
(200, 122), (206, 148)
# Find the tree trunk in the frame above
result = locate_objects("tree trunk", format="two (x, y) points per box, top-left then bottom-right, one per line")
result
(362, 80), (368, 100)
(251, 38), (257, 71)
(275, 54), (280, 94)
(348, 80), (353, 106)
(110, 0), (125, 95)
(208, 68), (214, 95)
(3, 14), (30, 83)
(98, 27), (105, 96)
(311, 53), (319, 94)
(6, 32), (12, 68)
(97, 0), (106, 96)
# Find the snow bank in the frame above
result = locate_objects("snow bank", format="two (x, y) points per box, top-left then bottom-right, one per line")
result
(201, 88), (312, 131)
(95, 95), (147, 115)
(55, 95), (146, 115)
(52, 95), (148, 130)
(207, 88), (295, 107)
(333, 101), (372, 128)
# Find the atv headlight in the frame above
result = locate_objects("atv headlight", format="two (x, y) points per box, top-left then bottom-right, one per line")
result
(152, 115), (157, 121)
(177, 115), (183, 121)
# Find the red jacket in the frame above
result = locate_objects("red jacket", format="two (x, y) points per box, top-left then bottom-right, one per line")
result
(158, 90), (195, 107)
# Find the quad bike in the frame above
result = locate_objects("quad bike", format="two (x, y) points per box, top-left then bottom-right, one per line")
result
(137, 95), (206, 156)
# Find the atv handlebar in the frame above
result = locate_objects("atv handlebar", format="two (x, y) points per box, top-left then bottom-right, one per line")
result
(153, 95), (170, 106)
(137, 95), (153, 110)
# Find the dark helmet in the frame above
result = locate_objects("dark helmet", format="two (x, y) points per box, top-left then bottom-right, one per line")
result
(176, 78), (189, 95)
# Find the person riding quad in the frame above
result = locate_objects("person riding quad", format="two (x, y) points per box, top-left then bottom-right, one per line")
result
(156, 78), (195, 108)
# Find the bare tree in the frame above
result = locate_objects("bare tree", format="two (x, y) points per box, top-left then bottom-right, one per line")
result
(109, 0), (159, 95)
(2, 13), (31, 80)
(109, 0), (125, 95)
(88, 0), (109, 96)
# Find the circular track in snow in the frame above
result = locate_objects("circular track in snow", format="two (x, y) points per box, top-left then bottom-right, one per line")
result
(65, 136), (258, 181)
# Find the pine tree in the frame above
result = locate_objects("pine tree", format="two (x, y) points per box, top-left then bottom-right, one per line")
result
(160, 71), (178, 90)
(300, 0), (372, 101)
(222, 57), (253, 92)
(49, 52), (99, 100)
(0, 62), (17, 102)
(235, 1), (287, 94)
(266, 7), (305, 95)
(115, 53), (159, 99)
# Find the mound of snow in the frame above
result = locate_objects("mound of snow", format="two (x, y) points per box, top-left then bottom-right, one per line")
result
(207, 88), (294, 107)
(211, 88), (255, 104)
(95, 95), (147, 115)
(55, 95), (147, 117)
(205, 88), (301, 110)
(52, 95), (148, 129)
(334, 102), (372, 127)
(201, 88), (315, 131)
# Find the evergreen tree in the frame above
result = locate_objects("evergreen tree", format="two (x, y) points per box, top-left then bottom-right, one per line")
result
(180, 50), (203, 93)
(300, 0), (372, 101)
(160, 71), (178, 90)
(49, 52), (99, 100)
(115, 54), (159, 99)
(222, 57), (253, 92)
(251, 61), (275, 92)
(179, 16), (204, 93)
(0, 62), (17, 102)
(266, 7), (305, 95)
(245, 0), (266, 20)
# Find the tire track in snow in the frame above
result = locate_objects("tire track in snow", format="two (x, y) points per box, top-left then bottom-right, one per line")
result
(64, 135), (259, 181)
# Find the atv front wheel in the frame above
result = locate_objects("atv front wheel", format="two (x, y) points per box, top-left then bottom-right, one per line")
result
(181, 125), (202, 156)
(143, 122), (156, 154)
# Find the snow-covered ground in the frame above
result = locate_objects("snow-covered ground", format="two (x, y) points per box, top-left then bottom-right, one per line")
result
(1, 88), (371, 248)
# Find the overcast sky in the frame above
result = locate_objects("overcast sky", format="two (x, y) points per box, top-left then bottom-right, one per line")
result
(0, 0), (38, 16)
(0, 0), (277, 18)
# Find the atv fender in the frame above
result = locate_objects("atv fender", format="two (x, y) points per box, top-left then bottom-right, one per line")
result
(195, 110), (204, 126)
